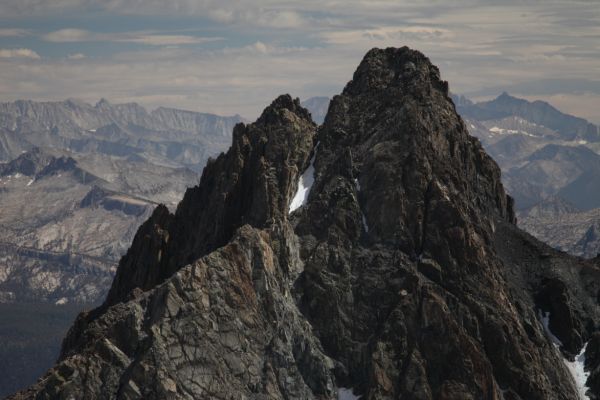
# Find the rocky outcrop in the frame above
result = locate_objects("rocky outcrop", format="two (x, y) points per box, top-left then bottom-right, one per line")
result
(102, 94), (316, 306)
(0, 148), (53, 177)
(11, 47), (600, 400)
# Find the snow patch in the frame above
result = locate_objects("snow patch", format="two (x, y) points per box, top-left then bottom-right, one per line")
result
(289, 144), (318, 214)
(579, 140), (588, 145)
(55, 297), (68, 305)
(26, 178), (35, 186)
(540, 310), (590, 399)
(354, 178), (369, 233)
(489, 126), (535, 137)
(361, 214), (369, 233)
(338, 388), (361, 400)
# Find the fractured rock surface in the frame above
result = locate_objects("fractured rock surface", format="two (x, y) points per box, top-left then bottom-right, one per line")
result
(11, 47), (600, 400)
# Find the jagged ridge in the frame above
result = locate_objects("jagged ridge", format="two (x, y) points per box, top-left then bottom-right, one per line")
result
(11, 47), (600, 400)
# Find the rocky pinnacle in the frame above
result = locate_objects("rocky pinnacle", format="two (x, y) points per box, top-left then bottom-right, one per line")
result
(11, 47), (600, 400)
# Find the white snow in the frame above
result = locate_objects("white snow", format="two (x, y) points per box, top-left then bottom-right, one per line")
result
(26, 178), (35, 186)
(338, 388), (361, 400)
(539, 310), (590, 399)
(489, 126), (535, 137)
(88, 129), (97, 133)
(579, 140), (588, 145)
(470, 124), (476, 129)
(289, 144), (318, 214)
(565, 344), (590, 400)
(354, 178), (369, 232)
(361, 214), (369, 233)
(55, 297), (68, 305)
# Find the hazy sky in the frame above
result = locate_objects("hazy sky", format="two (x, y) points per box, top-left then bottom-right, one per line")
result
(0, 1), (599, 123)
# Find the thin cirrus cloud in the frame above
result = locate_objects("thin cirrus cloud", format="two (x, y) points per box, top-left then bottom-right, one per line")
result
(67, 53), (86, 59)
(0, 1), (598, 123)
(0, 28), (31, 37)
(321, 26), (454, 46)
(0, 48), (40, 59)
(42, 28), (223, 46)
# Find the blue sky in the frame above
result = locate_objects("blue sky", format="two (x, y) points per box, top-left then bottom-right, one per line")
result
(0, 0), (599, 123)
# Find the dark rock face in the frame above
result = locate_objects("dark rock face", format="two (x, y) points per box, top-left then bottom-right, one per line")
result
(0, 147), (53, 177)
(103, 94), (316, 306)
(11, 47), (600, 400)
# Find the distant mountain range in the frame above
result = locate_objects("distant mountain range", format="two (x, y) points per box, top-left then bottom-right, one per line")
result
(0, 98), (246, 305)
(0, 98), (244, 171)
(300, 96), (329, 124)
(0, 99), (243, 396)
(518, 196), (600, 259)
(448, 92), (600, 259)
(455, 92), (599, 142)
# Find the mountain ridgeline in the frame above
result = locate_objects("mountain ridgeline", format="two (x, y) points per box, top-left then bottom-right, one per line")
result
(456, 92), (600, 142)
(448, 92), (600, 259)
(12, 47), (600, 399)
(0, 98), (243, 171)
(0, 99), (242, 395)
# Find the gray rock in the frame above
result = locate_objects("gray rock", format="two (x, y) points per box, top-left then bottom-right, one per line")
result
(10, 47), (600, 400)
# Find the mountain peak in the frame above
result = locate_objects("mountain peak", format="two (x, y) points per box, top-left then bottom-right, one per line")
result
(458, 91), (599, 142)
(94, 98), (111, 108)
(493, 91), (526, 105)
(256, 94), (312, 125)
(13, 46), (600, 400)
(100, 93), (316, 307)
(344, 47), (448, 97)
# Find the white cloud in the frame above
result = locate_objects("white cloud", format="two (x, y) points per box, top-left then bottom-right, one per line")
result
(0, 1), (598, 123)
(43, 28), (91, 42)
(0, 28), (31, 37)
(42, 28), (222, 46)
(0, 43), (347, 118)
(0, 48), (40, 59)
(118, 34), (222, 46)
(322, 26), (454, 46)
(67, 53), (86, 60)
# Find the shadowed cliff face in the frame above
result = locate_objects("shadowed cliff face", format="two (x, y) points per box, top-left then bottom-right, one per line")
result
(10, 47), (600, 400)
(103, 95), (316, 306)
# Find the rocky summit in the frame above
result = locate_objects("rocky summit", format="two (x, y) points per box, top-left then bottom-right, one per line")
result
(11, 47), (600, 399)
